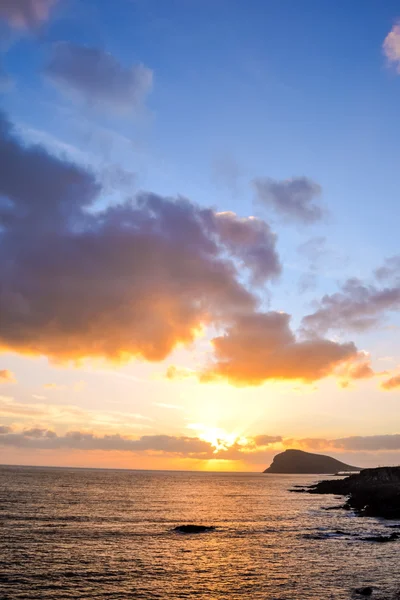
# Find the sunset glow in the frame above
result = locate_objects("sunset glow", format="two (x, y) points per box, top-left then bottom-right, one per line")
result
(1, 0), (400, 473)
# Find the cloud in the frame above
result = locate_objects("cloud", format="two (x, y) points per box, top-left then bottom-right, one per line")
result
(45, 42), (153, 115)
(0, 0), (57, 28)
(0, 426), (216, 457)
(288, 434), (400, 453)
(383, 22), (400, 72)
(253, 176), (325, 224)
(0, 369), (16, 383)
(153, 402), (184, 410)
(0, 110), (287, 363)
(0, 426), (282, 459)
(297, 236), (327, 263)
(201, 311), (359, 386)
(374, 255), (400, 282)
(2, 423), (400, 461)
(0, 110), (365, 386)
(302, 277), (400, 335)
(381, 374), (400, 390)
(0, 396), (152, 430)
(251, 435), (282, 446)
(215, 211), (281, 284)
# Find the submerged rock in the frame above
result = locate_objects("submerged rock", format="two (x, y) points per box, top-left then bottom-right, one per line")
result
(361, 532), (399, 543)
(354, 587), (373, 596)
(173, 525), (216, 534)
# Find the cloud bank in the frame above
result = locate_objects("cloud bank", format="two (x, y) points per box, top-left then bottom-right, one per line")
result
(2, 425), (400, 462)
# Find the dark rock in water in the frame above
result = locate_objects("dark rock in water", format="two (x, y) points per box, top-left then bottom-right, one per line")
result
(264, 449), (359, 474)
(308, 467), (400, 520)
(355, 587), (373, 596)
(173, 525), (215, 534)
(362, 532), (399, 543)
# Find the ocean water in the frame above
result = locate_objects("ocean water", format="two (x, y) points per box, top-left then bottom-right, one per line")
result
(1, 466), (400, 599)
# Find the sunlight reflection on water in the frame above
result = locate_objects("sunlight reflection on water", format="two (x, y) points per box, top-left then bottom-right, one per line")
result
(1, 467), (399, 599)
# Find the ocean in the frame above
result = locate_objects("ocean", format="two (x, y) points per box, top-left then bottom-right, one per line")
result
(1, 466), (399, 599)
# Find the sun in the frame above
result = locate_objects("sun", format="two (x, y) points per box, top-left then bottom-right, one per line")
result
(188, 423), (248, 453)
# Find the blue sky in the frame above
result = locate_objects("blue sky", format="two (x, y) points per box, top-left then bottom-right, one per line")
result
(1, 0), (400, 470)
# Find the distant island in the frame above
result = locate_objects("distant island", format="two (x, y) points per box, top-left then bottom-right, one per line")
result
(263, 449), (359, 474)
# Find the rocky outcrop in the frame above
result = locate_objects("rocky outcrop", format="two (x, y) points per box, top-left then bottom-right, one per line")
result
(264, 449), (359, 474)
(308, 466), (400, 519)
(173, 525), (215, 534)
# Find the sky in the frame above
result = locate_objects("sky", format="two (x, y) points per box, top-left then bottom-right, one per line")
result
(2, 0), (400, 471)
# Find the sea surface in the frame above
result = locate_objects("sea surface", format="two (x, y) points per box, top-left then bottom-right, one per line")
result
(1, 466), (400, 600)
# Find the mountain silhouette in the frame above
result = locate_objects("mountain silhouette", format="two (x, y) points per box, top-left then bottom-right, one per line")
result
(264, 449), (359, 474)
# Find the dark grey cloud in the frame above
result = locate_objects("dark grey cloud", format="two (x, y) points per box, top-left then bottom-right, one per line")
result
(45, 42), (153, 115)
(0, 0), (56, 28)
(302, 278), (400, 335)
(0, 110), (282, 363)
(253, 176), (325, 224)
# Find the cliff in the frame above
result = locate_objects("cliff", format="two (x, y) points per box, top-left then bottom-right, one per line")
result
(263, 449), (359, 474)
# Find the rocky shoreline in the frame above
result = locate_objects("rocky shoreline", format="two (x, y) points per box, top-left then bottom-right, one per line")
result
(306, 466), (400, 520)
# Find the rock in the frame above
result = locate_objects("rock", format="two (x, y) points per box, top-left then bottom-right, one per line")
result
(362, 532), (399, 543)
(307, 467), (400, 520)
(355, 587), (373, 596)
(264, 449), (359, 474)
(173, 525), (215, 534)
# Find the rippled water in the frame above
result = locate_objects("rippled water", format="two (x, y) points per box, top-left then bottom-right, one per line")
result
(1, 466), (400, 599)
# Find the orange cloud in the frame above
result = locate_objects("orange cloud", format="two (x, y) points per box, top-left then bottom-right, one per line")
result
(381, 374), (400, 390)
(0, 111), (286, 365)
(0, 369), (16, 384)
(201, 311), (358, 386)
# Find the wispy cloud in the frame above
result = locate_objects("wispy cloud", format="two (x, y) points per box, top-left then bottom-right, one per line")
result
(45, 42), (153, 116)
(154, 402), (184, 411)
(0, 397), (152, 431)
